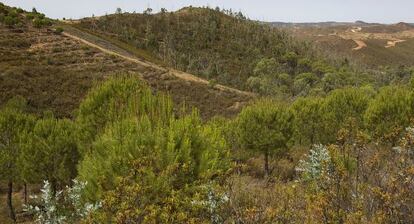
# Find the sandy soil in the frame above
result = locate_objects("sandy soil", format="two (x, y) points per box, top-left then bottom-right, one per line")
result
(385, 39), (406, 48)
(335, 27), (414, 50)
(352, 39), (367, 50)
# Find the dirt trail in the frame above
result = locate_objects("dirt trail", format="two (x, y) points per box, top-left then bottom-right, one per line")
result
(385, 39), (406, 48)
(62, 29), (254, 97)
(352, 39), (367, 50)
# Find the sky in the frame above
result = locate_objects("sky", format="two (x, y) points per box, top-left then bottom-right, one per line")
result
(2, 0), (414, 24)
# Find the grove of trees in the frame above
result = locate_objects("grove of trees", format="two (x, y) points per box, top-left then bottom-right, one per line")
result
(1, 74), (414, 223)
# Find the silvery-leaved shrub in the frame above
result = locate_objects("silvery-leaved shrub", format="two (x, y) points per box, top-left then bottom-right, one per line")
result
(296, 144), (331, 181)
(191, 183), (229, 224)
(24, 180), (101, 223)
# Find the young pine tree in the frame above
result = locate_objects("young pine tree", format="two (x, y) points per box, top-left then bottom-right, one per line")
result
(236, 99), (293, 176)
(19, 114), (79, 193)
(0, 96), (35, 222)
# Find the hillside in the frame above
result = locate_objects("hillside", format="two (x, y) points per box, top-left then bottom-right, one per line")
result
(2, 4), (413, 117)
(74, 7), (299, 88)
(75, 7), (373, 97)
(0, 4), (252, 120)
(280, 21), (414, 67)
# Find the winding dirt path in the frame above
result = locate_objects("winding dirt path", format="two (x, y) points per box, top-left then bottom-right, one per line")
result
(385, 39), (406, 48)
(352, 39), (367, 50)
(62, 29), (254, 97)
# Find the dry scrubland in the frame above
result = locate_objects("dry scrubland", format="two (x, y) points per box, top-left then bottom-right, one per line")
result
(286, 23), (414, 67)
(0, 24), (251, 120)
(1, 4), (414, 224)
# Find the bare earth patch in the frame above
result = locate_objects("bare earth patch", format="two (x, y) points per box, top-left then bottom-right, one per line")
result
(352, 39), (367, 50)
(385, 39), (406, 48)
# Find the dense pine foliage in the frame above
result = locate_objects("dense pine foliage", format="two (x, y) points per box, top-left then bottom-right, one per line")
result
(1, 75), (414, 223)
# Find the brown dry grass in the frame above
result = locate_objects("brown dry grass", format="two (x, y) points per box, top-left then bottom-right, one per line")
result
(288, 24), (414, 67)
(0, 24), (253, 120)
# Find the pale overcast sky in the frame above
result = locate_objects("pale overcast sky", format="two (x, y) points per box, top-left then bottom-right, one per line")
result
(2, 0), (414, 23)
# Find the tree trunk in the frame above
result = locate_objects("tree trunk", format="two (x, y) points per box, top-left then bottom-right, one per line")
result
(264, 150), (270, 176)
(7, 180), (16, 222)
(24, 183), (28, 204)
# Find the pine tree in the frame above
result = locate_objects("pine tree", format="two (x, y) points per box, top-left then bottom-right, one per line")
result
(236, 99), (293, 175)
(75, 75), (173, 155)
(0, 96), (35, 222)
(77, 76), (229, 206)
(321, 88), (370, 143)
(291, 97), (324, 145)
(19, 115), (78, 192)
(364, 86), (413, 142)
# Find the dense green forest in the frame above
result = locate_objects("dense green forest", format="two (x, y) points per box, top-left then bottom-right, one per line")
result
(0, 3), (414, 224)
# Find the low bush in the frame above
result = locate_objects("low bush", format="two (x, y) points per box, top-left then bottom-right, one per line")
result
(54, 27), (64, 34)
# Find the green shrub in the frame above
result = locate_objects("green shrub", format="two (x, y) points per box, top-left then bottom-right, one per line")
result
(26, 13), (34, 20)
(4, 15), (18, 26)
(8, 10), (18, 17)
(37, 13), (45, 19)
(54, 27), (64, 34)
(32, 18), (42, 28)
(32, 18), (52, 28)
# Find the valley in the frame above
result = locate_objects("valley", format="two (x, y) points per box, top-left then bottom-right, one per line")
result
(0, 3), (413, 223)
(277, 21), (414, 67)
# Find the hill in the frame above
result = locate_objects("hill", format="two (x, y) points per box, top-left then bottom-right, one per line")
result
(74, 7), (406, 98)
(2, 4), (411, 119)
(281, 21), (414, 67)
(1, 4), (412, 117)
(75, 7), (300, 88)
(75, 7), (366, 96)
(0, 4), (252, 120)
